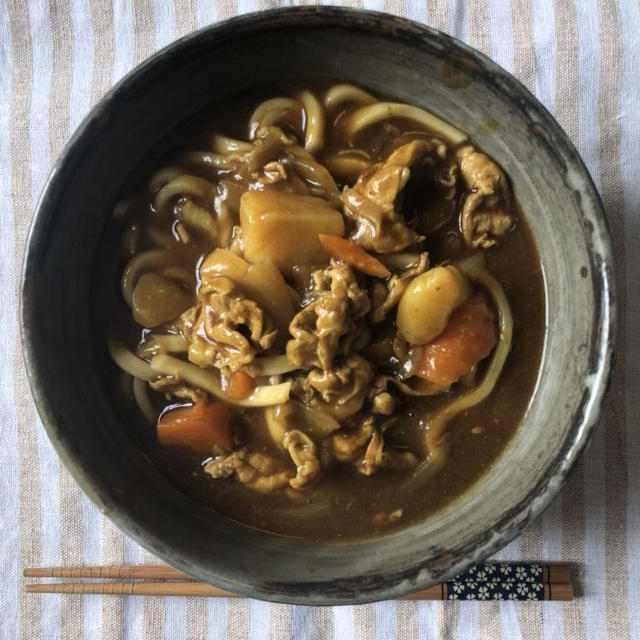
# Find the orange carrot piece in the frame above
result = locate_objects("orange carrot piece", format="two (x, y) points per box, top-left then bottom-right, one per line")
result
(318, 234), (391, 278)
(413, 295), (497, 386)
(157, 403), (232, 455)
(221, 370), (254, 400)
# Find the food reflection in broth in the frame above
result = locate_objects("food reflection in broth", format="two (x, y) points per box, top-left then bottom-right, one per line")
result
(109, 82), (544, 540)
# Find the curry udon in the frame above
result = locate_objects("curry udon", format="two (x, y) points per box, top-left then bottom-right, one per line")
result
(108, 82), (544, 539)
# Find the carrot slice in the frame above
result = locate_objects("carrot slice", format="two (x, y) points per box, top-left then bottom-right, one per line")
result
(157, 403), (232, 455)
(221, 370), (254, 400)
(413, 295), (497, 386)
(318, 234), (391, 277)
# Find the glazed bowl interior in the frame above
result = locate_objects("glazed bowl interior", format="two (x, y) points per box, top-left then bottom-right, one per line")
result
(22, 8), (614, 604)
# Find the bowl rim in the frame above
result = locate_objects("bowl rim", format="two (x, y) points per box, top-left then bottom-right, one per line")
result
(21, 6), (616, 604)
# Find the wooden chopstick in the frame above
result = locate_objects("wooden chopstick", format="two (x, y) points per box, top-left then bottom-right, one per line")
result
(24, 565), (189, 581)
(26, 581), (238, 597)
(23, 562), (570, 584)
(23, 563), (574, 601)
(24, 580), (573, 601)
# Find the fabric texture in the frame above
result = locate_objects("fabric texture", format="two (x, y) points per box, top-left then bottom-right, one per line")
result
(0, 0), (637, 638)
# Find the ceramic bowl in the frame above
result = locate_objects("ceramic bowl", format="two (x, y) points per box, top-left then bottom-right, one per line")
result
(21, 7), (615, 604)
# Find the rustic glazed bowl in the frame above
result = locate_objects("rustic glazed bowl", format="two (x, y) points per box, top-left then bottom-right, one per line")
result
(21, 7), (615, 604)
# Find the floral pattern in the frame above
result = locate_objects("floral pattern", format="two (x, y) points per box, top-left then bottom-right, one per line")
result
(444, 563), (549, 601)
(452, 562), (544, 583)
(445, 579), (547, 600)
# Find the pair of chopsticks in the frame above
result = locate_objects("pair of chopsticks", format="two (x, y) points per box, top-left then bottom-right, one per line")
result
(24, 563), (573, 601)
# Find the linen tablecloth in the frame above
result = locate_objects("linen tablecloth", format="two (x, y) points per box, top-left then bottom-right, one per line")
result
(1, 0), (637, 638)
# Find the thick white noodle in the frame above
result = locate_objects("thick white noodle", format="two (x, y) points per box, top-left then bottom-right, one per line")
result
(345, 102), (468, 145)
(176, 199), (217, 240)
(424, 268), (513, 455)
(177, 151), (233, 171)
(150, 334), (188, 352)
(323, 154), (371, 183)
(149, 354), (292, 407)
(153, 175), (217, 216)
(133, 377), (156, 423)
(264, 406), (287, 449)
(248, 97), (300, 138)
(323, 84), (376, 111)
(253, 355), (301, 376)
(148, 167), (183, 195)
(210, 134), (252, 155)
(405, 267), (513, 485)
(139, 333), (189, 358)
(298, 90), (325, 154)
(108, 341), (156, 381)
(175, 222), (191, 244)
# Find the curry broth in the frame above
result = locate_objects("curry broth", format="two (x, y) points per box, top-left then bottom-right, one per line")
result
(109, 81), (545, 540)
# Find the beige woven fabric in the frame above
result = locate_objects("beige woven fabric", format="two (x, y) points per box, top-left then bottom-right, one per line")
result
(0, 1), (636, 638)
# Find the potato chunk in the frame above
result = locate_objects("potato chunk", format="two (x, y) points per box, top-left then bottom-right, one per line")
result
(240, 191), (345, 277)
(396, 266), (469, 345)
